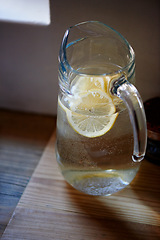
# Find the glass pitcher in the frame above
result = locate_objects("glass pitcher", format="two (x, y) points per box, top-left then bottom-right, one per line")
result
(56, 21), (147, 196)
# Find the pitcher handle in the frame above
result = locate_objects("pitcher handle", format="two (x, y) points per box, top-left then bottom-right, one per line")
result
(111, 75), (147, 162)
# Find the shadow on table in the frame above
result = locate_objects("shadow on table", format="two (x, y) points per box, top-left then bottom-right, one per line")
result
(65, 160), (160, 240)
(131, 159), (160, 211)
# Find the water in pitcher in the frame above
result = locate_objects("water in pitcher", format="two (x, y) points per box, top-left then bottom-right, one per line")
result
(56, 67), (140, 196)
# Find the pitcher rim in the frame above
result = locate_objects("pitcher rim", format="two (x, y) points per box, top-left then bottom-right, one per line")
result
(59, 20), (135, 77)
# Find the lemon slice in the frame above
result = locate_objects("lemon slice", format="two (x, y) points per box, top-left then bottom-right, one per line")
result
(57, 73), (124, 137)
(71, 75), (110, 95)
(67, 110), (118, 138)
(70, 89), (116, 116)
(70, 74), (122, 107)
(59, 89), (118, 138)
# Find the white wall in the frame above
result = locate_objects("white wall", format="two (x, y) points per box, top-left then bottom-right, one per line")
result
(0, 0), (159, 115)
(0, 0), (50, 25)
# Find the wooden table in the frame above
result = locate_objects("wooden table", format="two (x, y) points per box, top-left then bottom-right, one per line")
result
(0, 110), (55, 237)
(0, 112), (160, 240)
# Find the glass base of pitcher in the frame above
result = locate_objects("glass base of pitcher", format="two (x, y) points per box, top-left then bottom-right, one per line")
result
(62, 168), (138, 196)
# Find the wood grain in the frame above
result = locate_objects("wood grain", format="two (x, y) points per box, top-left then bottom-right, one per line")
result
(0, 110), (56, 237)
(1, 131), (160, 240)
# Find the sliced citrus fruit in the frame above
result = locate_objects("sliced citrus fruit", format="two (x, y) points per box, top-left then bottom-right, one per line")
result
(71, 75), (110, 95)
(57, 72), (126, 137)
(67, 110), (118, 138)
(58, 89), (118, 138)
(70, 74), (123, 107)
(69, 89), (116, 116)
